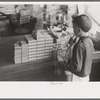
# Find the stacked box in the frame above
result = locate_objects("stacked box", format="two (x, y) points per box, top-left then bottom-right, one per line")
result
(37, 30), (54, 59)
(25, 35), (37, 61)
(32, 30), (45, 40)
(36, 30), (45, 60)
(24, 30), (54, 61)
(14, 30), (54, 63)
(32, 29), (54, 60)
(44, 32), (54, 59)
(21, 40), (28, 63)
(14, 42), (21, 64)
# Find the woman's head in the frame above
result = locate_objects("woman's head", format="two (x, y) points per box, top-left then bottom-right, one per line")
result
(72, 14), (92, 37)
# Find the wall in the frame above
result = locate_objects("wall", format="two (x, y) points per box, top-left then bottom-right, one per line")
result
(78, 4), (100, 36)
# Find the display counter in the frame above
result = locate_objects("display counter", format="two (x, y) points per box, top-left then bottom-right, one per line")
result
(0, 35), (100, 81)
(0, 35), (55, 81)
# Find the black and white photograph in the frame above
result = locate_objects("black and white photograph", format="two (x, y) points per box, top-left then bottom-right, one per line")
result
(0, 2), (100, 82)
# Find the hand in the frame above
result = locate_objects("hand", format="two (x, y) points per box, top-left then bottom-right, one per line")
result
(53, 62), (63, 76)
(57, 55), (64, 61)
(55, 67), (62, 76)
(69, 37), (74, 45)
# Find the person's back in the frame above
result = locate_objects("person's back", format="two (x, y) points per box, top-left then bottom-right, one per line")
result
(82, 37), (94, 77)
(71, 36), (94, 78)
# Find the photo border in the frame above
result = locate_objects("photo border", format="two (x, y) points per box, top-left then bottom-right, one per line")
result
(0, 0), (100, 99)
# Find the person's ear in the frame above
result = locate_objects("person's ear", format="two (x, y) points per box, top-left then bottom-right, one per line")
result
(76, 27), (81, 37)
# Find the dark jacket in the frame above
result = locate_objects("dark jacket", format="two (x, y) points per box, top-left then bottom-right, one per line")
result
(65, 36), (94, 77)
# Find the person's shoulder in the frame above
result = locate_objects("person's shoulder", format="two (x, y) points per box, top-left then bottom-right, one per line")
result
(74, 37), (94, 52)
(83, 37), (94, 47)
(75, 41), (86, 50)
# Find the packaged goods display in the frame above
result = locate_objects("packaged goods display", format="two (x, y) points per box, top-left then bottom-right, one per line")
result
(13, 28), (71, 64)
(32, 29), (54, 60)
(14, 29), (72, 64)
(14, 41), (22, 64)
(14, 30), (54, 64)
(15, 27), (70, 63)
(52, 32), (71, 62)
(25, 35), (37, 61)
(21, 40), (28, 63)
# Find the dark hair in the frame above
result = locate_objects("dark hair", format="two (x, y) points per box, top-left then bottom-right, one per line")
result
(72, 14), (92, 32)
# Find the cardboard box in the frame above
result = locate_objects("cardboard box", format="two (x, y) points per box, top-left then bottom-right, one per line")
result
(25, 34), (36, 43)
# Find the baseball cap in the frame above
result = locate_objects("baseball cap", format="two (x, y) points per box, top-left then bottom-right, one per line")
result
(72, 14), (92, 32)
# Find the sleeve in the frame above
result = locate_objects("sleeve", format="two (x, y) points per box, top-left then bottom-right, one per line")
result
(64, 44), (86, 74)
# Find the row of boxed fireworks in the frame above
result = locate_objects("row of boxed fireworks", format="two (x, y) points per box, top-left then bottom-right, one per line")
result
(14, 30), (54, 64)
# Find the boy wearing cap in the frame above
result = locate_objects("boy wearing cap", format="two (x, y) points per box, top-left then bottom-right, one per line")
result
(57, 14), (94, 82)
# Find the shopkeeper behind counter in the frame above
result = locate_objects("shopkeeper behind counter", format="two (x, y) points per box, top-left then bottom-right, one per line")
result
(55, 14), (94, 82)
